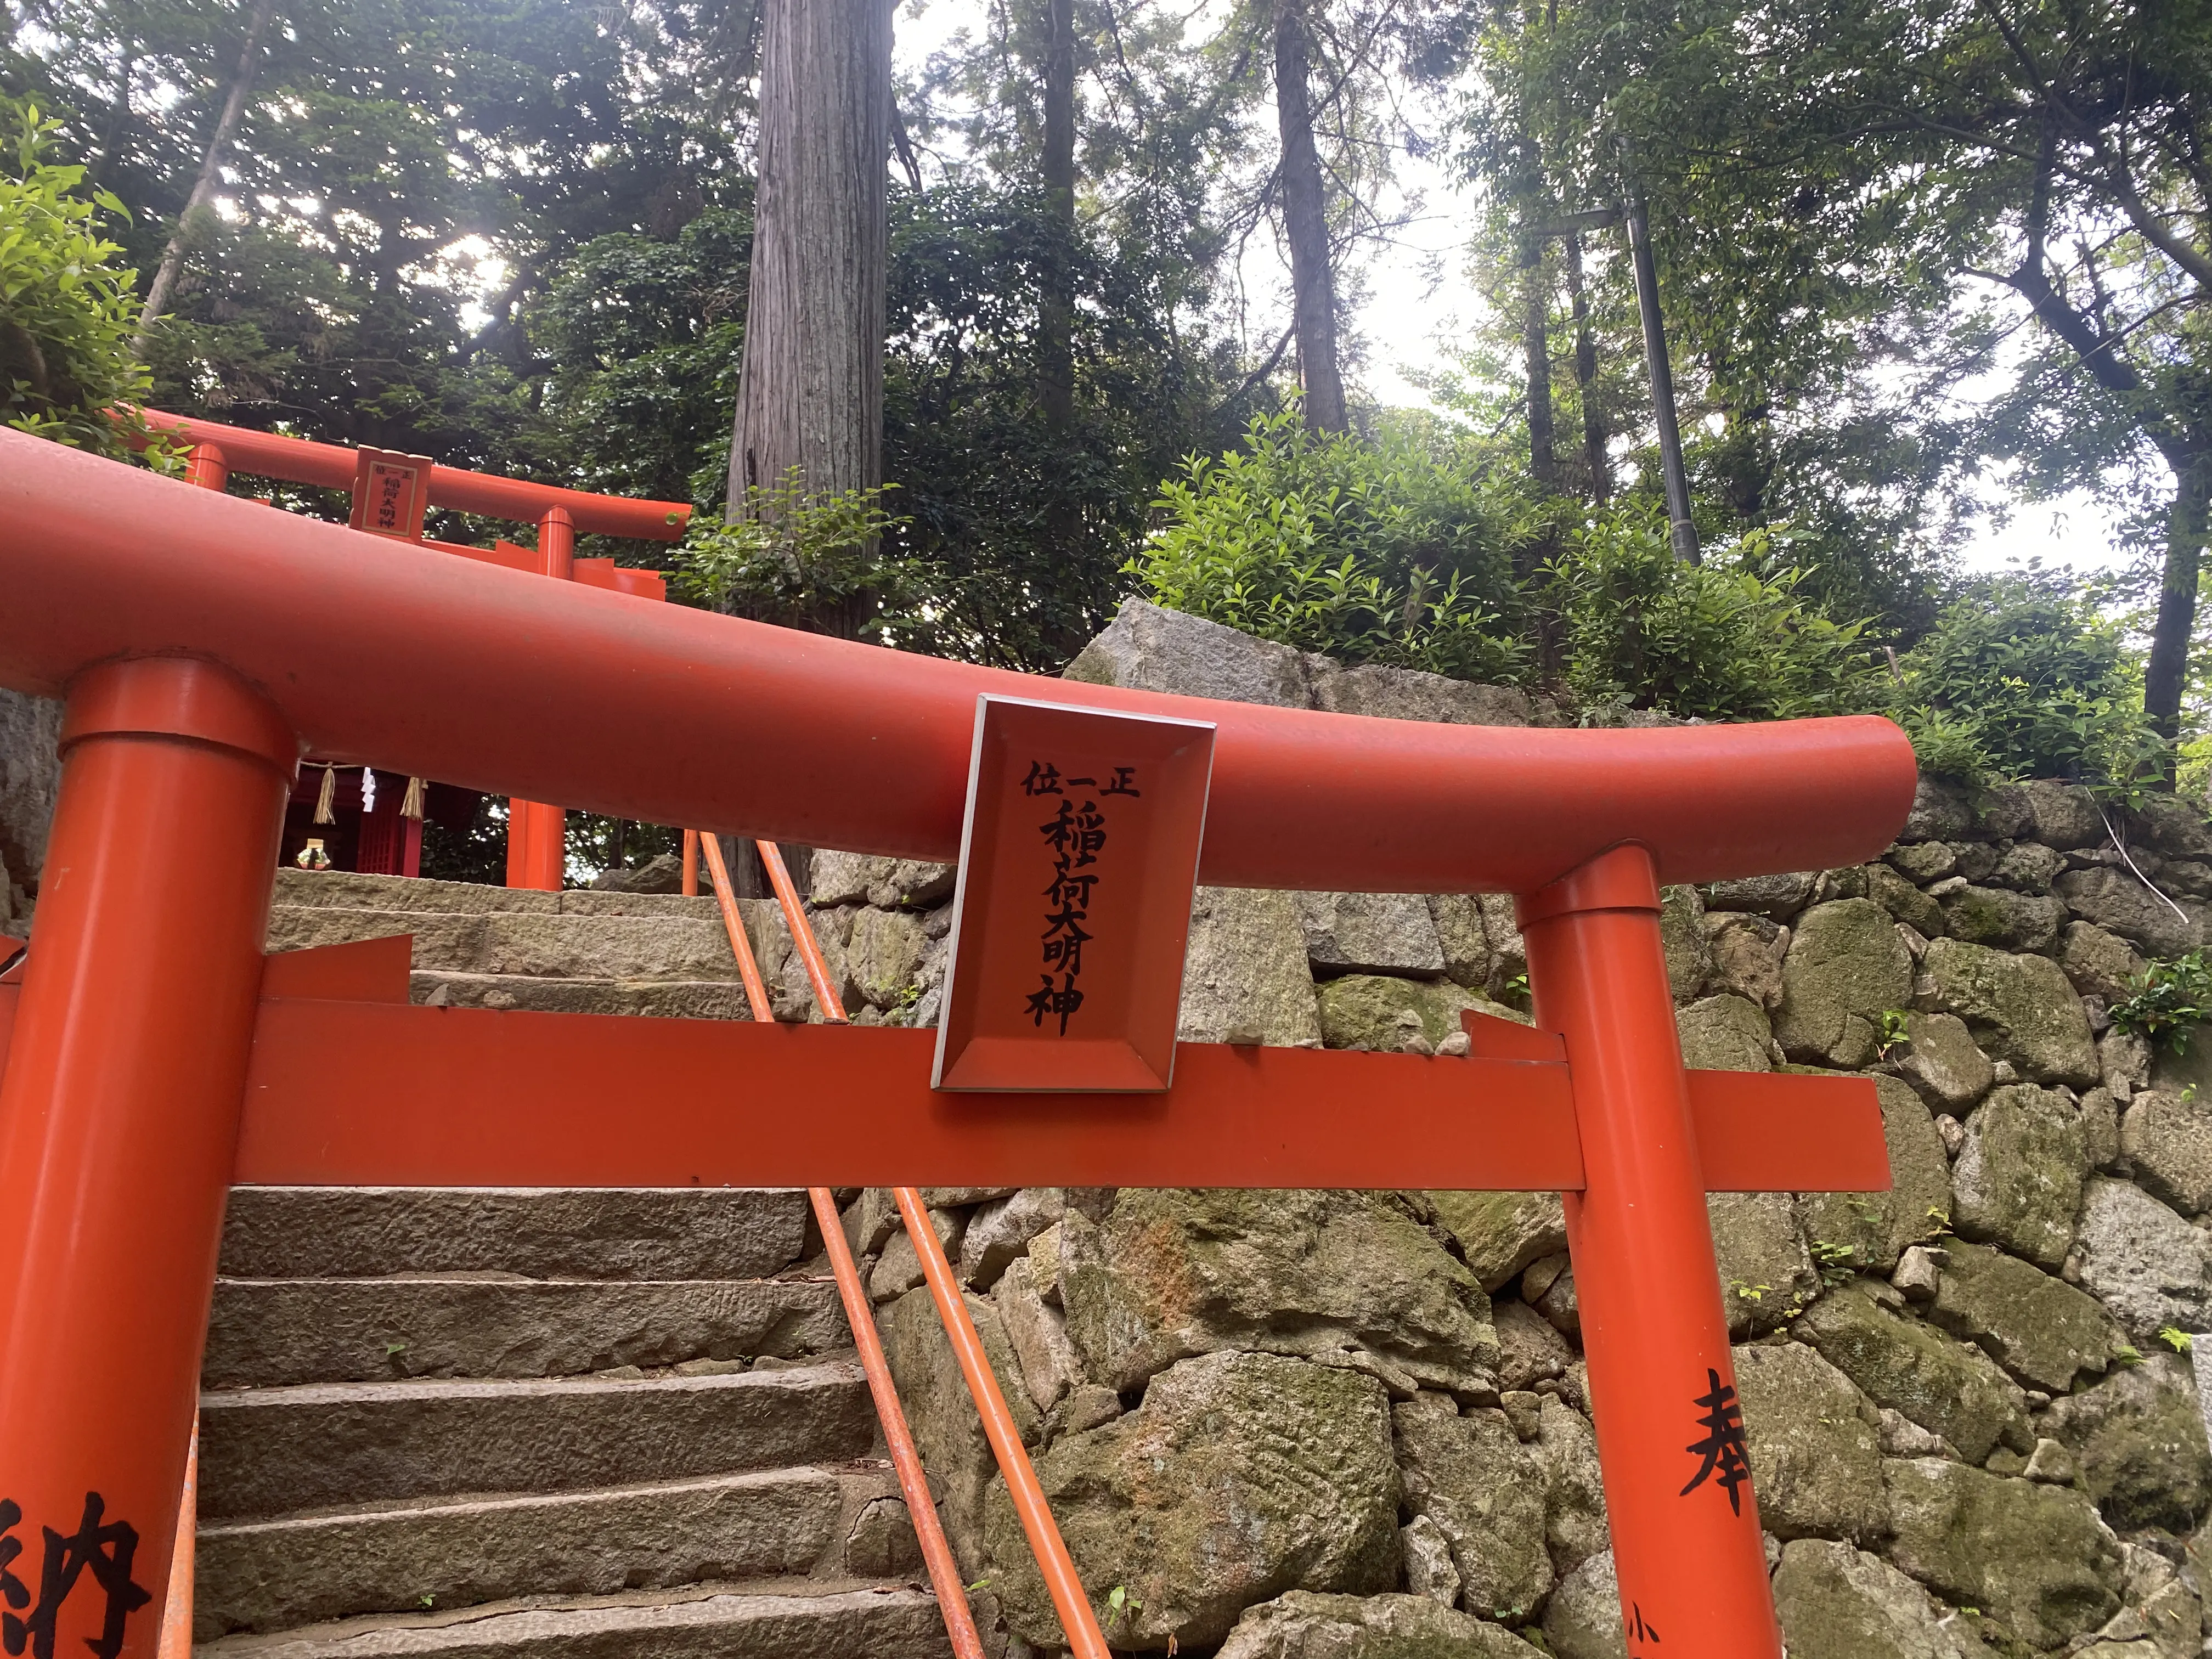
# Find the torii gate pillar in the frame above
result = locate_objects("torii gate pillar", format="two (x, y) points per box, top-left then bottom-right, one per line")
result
(1523, 844), (1778, 1659)
(0, 658), (292, 1655)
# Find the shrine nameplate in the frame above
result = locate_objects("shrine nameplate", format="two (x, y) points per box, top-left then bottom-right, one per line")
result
(933, 695), (1214, 1091)
(347, 446), (432, 541)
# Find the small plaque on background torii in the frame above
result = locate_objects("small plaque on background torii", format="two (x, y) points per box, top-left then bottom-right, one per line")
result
(933, 695), (1214, 1092)
(347, 447), (432, 541)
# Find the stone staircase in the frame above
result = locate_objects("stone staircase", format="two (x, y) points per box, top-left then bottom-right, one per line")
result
(193, 871), (952, 1656)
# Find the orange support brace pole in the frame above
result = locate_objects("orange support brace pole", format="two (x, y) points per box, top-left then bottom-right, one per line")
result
(681, 828), (700, 896)
(807, 1189), (985, 1659)
(698, 832), (775, 1023)
(1520, 844), (1780, 1659)
(894, 1187), (1109, 1659)
(0, 657), (292, 1659)
(155, 1425), (196, 1659)
(758, 840), (845, 1023)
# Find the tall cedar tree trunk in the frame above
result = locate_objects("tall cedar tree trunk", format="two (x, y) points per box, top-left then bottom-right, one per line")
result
(1271, 0), (1344, 433)
(133, 0), (276, 354)
(726, 0), (892, 632)
(1034, 0), (1082, 595)
(1565, 233), (1609, 504)
(1521, 238), (1558, 490)
(2147, 454), (2211, 760)
(1036, 0), (1075, 437)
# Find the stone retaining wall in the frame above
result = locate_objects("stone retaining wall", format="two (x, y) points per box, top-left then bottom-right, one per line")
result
(812, 602), (2212, 1659)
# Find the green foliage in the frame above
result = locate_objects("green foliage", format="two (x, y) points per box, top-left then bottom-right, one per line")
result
(1895, 575), (2164, 792)
(2111, 951), (2212, 1056)
(0, 104), (164, 460)
(1548, 501), (1883, 721)
(674, 471), (913, 641)
(1135, 409), (1533, 684)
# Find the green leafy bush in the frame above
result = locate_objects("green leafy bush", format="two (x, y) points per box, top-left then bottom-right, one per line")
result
(1132, 409), (1533, 683)
(0, 105), (165, 460)
(1547, 500), (1885, 721)
(2111, 951), (2212, 1053)
(674, 470), (915, 641)
(1894, 574), (2161, 791)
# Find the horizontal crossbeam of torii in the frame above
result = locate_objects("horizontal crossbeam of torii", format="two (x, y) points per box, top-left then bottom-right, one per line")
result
(0, 430), (1918, 1659)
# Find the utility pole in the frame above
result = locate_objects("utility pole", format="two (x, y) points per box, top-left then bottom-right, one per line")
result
(1519, 196), (1700, 564)
(1623, 193), (1697, 563)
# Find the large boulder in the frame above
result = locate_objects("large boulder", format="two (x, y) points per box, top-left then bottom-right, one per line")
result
(1923, 1238), (2118, 1395)
(1216, 1591), (1544, 1659)
(995, 1256), (1081, 1412)
(1949, 1085), (2087, 1271)
(1064, 597), (1312, 707)
(1920, 938), (2100, 1089)
(1059, 1189), (1498, 1396)
(1703, 911), (1787, 1009)
(1393, 1400), (1553, 1622)
(1660, 884), (1713, 1002)
(1710, 1192), (1818, 1334)
(1304, 659), (1537, 727)
(1866, 863), (1948, 938)
(1296, 891), (1448, 977)
(1178, 888), (1324, 1047)
(1429, 894), (1494, 989)
(1427, 1191), (1567, 1293)
(0, 687), (60, 888)
(1796, 1285), (2030, 1465)
(1939, 885), (2066, 954)
(1732, 1342), (1886, 1544)
(2118, 1090), (2212, 1216)
(1895, 1012), (1995, 1114)
(1676, 994), (1773, 1073)
(2072, 1178), (2212, 1341)
(1797, 1071), (1953, 1272)
(1490, 1300), (1574, 1392)
(1772, 1538), (1987, 1659)
(2055, 866), (2202, 958)
(1317, 974), (1480, 1052)
(2060, 922), (2146, 1005)
(1534, 1393), (1609, 1576)
(962, 1188), (1067, 1290)
(2039, 1353), (2212, 1535)
(2016, 781), (2106, 850)
(844, 905), (927, 1009)
(1882, 1457), (2121, 1650)
(1538, 1551), (1624, 1659)
(1774, 900), (1914, 1068)
(879, 1285), (1040, 1572)
(1707, 870), (1816, 920)
(985, 1351), (1400, 1651)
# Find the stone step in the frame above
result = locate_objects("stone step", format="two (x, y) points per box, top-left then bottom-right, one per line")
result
(200, 1362), (874, 1521)
(408, 971), (757, 1020)
(219, 1187), (810, 1281)
(196, 1585), (952, 1658)
(206, 1277), (849, 1387)
(267, 905), (744, 981)
(196, 1468), (873, 1639)
(273, 870), (727, 922)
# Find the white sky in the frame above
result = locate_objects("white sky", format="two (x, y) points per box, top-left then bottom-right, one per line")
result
(893, 0), (2120, 580)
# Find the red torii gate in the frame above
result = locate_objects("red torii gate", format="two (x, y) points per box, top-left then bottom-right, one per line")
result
(0, 430), (1916, 1659)
(149, 409), (693, 889)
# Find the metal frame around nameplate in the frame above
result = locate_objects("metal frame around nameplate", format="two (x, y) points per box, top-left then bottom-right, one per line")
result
(932, 695), (1214, 1091)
